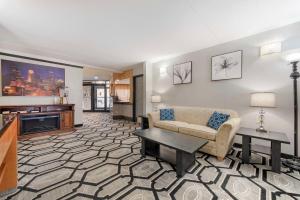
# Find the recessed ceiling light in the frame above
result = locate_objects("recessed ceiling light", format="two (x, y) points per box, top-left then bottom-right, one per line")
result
(94, 76), (99, 80)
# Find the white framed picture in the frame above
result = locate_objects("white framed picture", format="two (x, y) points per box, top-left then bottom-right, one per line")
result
(211, 50), (242, 81)
(173, 61), (192, 85)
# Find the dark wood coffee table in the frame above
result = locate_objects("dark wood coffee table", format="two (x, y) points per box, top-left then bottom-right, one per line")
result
(134, 128), (208, 177)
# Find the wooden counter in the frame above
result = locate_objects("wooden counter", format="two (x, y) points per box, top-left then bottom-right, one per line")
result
(0, 117), (17, 193)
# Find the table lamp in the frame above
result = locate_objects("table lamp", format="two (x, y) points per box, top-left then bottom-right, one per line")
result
(250, 92), (276, 132)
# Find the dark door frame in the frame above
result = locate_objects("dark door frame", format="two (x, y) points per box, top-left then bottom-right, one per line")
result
(83, 82), (110, 112)
(133, 74), (144, 122)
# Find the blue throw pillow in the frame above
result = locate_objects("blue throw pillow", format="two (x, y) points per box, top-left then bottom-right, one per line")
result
(207, 112), (230, 130)
(160, 108), (175, 120)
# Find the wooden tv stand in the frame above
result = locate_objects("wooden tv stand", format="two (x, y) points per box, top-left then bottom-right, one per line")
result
(0, 104), (75, 138)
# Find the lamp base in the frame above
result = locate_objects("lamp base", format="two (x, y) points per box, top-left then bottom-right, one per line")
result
(282, 157), (300, 170)
(256, 108), (268, 133)
(256, 127), (267, 133)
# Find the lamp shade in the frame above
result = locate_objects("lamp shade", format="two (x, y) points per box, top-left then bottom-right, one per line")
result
(250, 92), (276, 107)
(151, 95), (161, 103)
(285, 52), (300, 62)
(282, 49), (300, 62)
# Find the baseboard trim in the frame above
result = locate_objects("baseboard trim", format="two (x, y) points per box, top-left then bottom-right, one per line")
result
(83, 110), (111, 113)
(113, 115), (134, 121)
(233, 143), (295, 159)
(74, 124), (83, 127)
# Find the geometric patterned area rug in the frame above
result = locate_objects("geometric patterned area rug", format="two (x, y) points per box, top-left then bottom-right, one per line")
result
(2, 113), (300, 200)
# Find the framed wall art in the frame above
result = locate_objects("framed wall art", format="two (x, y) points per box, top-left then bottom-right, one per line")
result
(1, 59), (65, 96)
(173, 61), (192, 85)
(211, 50), (242, 81)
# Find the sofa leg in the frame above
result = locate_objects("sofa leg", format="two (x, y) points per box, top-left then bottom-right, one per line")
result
(217, 156), (224, 161)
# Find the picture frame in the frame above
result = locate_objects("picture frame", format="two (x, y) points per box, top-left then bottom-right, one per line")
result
(173, 61), (192, 85)
(1, 59), (65, 96)
(211, 50), (242, 81)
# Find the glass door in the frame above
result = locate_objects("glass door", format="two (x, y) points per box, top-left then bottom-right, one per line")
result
(106, 81), (112, 111)
(83, 81), (111, 112)
(94, 85), (106, 111)
(83, 85), (92, 111)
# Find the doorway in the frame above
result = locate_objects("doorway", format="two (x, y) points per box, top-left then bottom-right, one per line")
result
(133, 75), (144, 121)
(83, 81), (112, 112)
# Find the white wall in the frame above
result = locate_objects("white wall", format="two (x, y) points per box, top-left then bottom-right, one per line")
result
(144, 62), (152, 114)
(131, 63), (144, 76)
(151, 22), (300, 155)
(0, 54), (83, 125)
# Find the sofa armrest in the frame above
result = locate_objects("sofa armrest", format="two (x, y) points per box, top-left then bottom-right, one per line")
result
(215, 118), (241, 158)
(147, 112), (160, 128)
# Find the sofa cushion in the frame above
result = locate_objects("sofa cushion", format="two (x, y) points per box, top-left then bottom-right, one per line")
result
(179, 124), (217, 141)
(160, 108), (175, 120)
(154, 121), (188, 132)
(207, 112), (230, 130)
(170, 106), (238, 126)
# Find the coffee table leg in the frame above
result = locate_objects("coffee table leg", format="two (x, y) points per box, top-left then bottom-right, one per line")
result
(271, 141), (281, 173)
(242, 136), (251, 164)
(141, 139), (160, 158)
(141, 138), (146, 157)
(176, 150), (195, 177)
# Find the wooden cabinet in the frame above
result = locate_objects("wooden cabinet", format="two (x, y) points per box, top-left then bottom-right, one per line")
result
(61, 111), (73, 130)
(0, 118), (17, 192)
(111, 69), (133, 103)
(0, 104), (75, 138)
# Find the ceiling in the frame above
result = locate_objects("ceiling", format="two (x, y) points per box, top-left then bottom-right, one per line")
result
(0, 0), (300, 70)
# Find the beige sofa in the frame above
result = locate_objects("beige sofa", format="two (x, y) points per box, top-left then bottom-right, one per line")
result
(148, 106), (241, 160)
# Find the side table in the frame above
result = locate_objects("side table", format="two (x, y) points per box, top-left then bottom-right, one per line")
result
(139, 115), (149, 129)
(237, 127), (290, 173)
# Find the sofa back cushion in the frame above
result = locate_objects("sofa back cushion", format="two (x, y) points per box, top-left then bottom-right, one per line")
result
(171, 106), (238, 125)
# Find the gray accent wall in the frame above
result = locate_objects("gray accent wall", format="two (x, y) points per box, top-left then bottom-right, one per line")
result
(151, 22), (300, 155)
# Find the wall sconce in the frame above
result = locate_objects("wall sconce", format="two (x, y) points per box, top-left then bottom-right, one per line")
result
(260, 42), (281, 56)
(160, 66), (167, 77)
(151, 95), (161, 112)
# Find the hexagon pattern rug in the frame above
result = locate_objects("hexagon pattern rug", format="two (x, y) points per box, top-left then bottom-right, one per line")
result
(2, 113), (300, 200)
